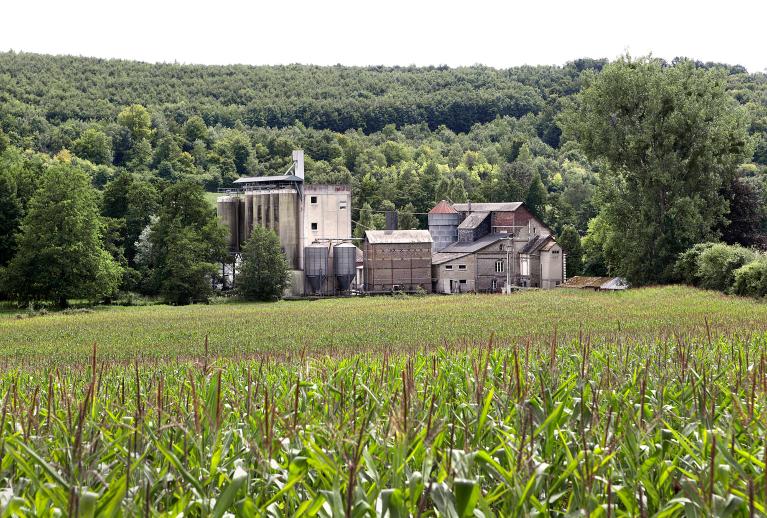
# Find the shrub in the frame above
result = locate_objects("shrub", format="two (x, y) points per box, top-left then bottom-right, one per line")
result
(733, 259), (767, 298)
(697, 243), (756, 292)
(673, 242), (716, 285)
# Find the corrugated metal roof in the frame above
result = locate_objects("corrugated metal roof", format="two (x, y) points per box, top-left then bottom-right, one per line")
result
(233, 174), (304, 184)
(365, 230), (433, 244)
(438, 234), (507, 254)
(520, 235), (555, 254)
(432, 251), (472, 265)
(457, 212), (489, 230)
(429, 200), (458, 214)
(452, 202), (523, 212)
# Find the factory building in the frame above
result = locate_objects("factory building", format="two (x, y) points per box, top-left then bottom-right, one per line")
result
(429, 201), (565, 292)
(216, 150), (357, 296)
(363, 230), (433, 293)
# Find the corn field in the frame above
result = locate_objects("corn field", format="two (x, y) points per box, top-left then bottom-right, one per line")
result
(2, 324), (767, 516)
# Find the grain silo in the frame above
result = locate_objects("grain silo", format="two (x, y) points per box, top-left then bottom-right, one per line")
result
(304, 243), (329, 294)
(333, 243), (358, 291)
(428, 200), (461, 252)
(216, 195), (241, 252)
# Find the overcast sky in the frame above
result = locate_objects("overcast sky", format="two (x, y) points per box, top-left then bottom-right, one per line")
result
(2, 0), (765, 72)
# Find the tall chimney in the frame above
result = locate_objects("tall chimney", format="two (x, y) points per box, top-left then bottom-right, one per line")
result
(292, 150), (304, 180)
(385, 210), (398, 231)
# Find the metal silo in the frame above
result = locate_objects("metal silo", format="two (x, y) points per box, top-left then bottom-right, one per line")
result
(304, 243), (329, 294)
(333, 243), (358, 291)
(216, 196), (241, 252)
(428, 201), (461, 252)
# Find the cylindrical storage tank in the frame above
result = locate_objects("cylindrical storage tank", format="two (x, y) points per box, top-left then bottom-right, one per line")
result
(304, 244), (329, 294)
(217, 196), (240, 253)
(333, 243), (358, 291)
(238, 198), (245, 248)
(428, 212), (461, 252)
(243, 192), (255, 241)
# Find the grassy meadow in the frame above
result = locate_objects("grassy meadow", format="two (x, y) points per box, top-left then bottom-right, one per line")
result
(2, 285), (767, 364)
(1, 286), (767, 515)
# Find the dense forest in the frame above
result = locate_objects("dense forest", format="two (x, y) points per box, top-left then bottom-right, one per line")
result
(0, 51), (766, 302)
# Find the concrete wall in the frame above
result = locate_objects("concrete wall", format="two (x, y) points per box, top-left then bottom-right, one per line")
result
(432, 255), (476, 293)
(304, 185), (352, 246)
(540, 245), (564, 288)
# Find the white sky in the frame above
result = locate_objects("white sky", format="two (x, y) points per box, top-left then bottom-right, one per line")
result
(2, 0), (766, 72)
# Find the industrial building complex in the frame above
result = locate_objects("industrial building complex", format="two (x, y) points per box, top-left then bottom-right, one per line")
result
(217, 150), (566, 296)
(216, 150), (357, 296)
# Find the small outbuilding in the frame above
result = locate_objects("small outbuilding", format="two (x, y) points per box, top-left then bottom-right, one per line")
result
(560, 276), (629, 291)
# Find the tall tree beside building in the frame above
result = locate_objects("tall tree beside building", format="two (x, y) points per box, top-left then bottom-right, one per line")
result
(398, 203), (419, 230)
(148, 180), (228, 304)
(237, 226), (290, 301)
(560, 57), (752, 284)
(4, 161), (123, 306)
(557, 224), (582, 278)
(525, 171), (547, 219)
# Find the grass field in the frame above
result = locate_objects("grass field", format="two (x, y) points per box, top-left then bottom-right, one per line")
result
(1, 286), (767, 515)
(2, 286), (767, 364)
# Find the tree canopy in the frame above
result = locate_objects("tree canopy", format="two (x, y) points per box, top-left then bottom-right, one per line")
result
(561, 57), (753, 284)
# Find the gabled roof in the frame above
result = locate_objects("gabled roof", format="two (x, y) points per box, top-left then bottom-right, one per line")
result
(452, 202), (523, 212)
(432, 233), (509, 264)
(233, 174), (304, 184)
(429, 200), (458, 214)
(432, 251), (472, 265)
(457, 212), (489, 230)
(365, 230), (433, 244)
(520, 235), (556, 254)
(437, 234), (507, 254)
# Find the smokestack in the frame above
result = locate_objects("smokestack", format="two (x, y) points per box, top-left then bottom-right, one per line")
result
(292, 150), (304, 180)
(467, 199), (472, 212)
(385, 210), (398, 231)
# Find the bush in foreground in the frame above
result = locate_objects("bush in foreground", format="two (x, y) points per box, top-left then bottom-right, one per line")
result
(732, 258), (767, 298)
(696, 243), (755, 292)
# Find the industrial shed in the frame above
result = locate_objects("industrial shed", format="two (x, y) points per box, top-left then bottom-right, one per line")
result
(560, 276), (629, 291)
(363, 230), (433, 293)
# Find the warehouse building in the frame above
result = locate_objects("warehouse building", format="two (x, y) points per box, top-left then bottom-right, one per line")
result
(429, 200), (565, 293)
(363, 230), (433, 293)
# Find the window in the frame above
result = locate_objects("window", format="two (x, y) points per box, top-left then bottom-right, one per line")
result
(311, 222), (318, 231)
(459, 280), (467, 284)
(520, 255), (530, 276)
(310, 196), (318, 204)
(491, 279), (498, 291)
(458, 264), (467, 271)
(339, 201), (347, 210)
(445, 265), (453, 270)
(495, 260), (504, 273)
(552, 250), (559, 254)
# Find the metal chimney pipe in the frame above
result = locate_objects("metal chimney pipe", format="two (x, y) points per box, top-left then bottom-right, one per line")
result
(292, 150), (304, 180)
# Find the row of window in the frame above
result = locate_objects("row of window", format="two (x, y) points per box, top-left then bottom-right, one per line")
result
(309, 196), (347, 210)
(444, 264), (467, 271)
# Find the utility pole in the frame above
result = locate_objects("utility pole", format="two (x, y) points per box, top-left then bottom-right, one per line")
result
(504, 232), (514, 294)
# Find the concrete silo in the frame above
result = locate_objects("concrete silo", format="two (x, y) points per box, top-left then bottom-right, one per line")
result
(216, 195), (241, 253)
